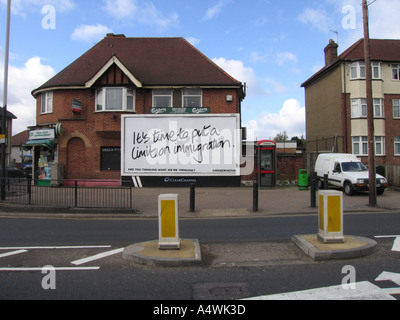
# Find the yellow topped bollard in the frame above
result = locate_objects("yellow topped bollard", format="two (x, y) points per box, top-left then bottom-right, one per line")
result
(158, 194), (181, 250)
(317, 190), (344, 243)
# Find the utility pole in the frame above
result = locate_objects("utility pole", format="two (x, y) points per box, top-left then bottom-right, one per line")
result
(362, 0), (377, 207)
(1, 0), (11, 201)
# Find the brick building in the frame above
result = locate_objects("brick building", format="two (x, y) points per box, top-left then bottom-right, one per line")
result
(29, 34), (245, 186)
(301, 39), (400, 186)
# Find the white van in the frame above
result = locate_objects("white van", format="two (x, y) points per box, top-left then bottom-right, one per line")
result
(314, 153), (388, 196)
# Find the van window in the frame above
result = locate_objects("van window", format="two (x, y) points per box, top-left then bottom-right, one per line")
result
(342, 162), (367, 172)
(333, 163), (341, 173)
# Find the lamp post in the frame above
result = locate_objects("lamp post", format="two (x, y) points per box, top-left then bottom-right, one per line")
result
(1, 0), (11, 200)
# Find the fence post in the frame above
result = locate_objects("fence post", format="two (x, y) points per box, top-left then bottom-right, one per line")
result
(310, 172), (317, 208)
(74, 180), (78, 207)
(28, 177), (32, 205)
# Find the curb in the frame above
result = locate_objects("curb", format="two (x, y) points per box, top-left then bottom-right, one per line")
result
(292, 234), (377, 261)
(122, 239), (202, 267)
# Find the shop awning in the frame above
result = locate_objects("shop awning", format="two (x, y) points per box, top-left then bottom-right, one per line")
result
(23, 139), (54, 150)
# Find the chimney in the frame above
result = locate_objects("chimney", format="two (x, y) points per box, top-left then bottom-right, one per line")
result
(324, 39), (338, 66)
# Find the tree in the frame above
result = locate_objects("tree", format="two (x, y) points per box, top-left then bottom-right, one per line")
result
(273, 131), (288, 142)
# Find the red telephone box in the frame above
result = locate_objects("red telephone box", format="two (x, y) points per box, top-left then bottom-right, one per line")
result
(257, 140), (277, 188)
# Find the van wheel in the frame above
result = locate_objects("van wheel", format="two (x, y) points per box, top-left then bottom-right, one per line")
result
(377, 189), (384, 196)
(344, 182), (354, 196)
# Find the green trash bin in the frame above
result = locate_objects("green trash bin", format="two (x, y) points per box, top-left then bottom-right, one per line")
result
(298, 169), (309, 190)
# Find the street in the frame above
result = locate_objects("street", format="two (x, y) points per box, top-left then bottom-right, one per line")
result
(0, 212), (399, 301)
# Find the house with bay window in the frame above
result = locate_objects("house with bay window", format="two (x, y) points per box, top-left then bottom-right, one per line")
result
(29, 34), (245, 186)
(301, 38), (400, 186)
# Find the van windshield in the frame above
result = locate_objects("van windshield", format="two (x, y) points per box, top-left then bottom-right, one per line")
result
(341, 162), (367, 172)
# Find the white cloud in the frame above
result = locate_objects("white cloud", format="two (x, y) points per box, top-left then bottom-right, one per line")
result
(2, 0), (76, 15)
(0, 56), (56, 135)
(212, 57), (264, 96)
(265, 78), (287, 95)
(204, 0), (228, 21)
(276, 51), (297, 66)
(71, 24), (112, 43)
(103, 0), (178, 29)
(245, 99), (305, 140)
(298, 7), (333, 33)
(186, 37), (200, 46)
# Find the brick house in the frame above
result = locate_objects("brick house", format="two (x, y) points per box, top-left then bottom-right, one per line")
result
(301, 39), (400, 186)
(29, 34), (245, 186)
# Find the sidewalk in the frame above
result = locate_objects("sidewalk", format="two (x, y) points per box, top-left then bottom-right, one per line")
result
(132, 186), (400, 218)
(0, 185), (398, 217)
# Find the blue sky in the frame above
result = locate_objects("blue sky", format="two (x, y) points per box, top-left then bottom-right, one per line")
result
(1, 0), (400, 139)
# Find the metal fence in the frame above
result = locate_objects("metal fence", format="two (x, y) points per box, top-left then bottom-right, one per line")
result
(0, 178), (133, 209)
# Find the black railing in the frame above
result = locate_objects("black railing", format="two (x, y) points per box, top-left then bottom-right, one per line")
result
(0, 178), (133, 209)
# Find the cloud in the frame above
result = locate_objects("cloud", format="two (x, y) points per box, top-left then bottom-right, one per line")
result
(71, 24), (112, 43)
(0, 56), (56, 135)
(275, 51), (297, 66)
(265, 78), (287, 95)
(2, 0), (76, 15)
(204, 0), (228, 21)
(244, 99), (305, 140)
(103, 0), (178, 29)
(186, 37), (200, 46)
(298, 7), (333, 33)
(212, 57), (264, 96)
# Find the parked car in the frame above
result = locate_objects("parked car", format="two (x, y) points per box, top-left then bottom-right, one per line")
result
(0, 167), (25, 179)
(315, 153), (388, 196)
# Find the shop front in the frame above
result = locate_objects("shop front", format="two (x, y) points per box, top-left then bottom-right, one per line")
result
(23, 125), (63, 186)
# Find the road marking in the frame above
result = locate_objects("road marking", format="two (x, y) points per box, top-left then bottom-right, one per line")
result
(0, 250), (27, 258)
(375, 271), (400, 286)
(0, 267), (99, 272)
(0, 246), (111, 250)
(374, 236), (400, 252)
(243, 282), (396, 300)
(71, 248), (124, 266)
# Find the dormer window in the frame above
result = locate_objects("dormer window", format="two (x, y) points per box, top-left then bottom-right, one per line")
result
(96, 87), (135, 112)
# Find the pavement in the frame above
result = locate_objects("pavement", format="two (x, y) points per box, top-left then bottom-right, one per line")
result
(1, 185), (399, 266)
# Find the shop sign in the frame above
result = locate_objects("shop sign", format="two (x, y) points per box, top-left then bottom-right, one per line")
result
(29, 129), (55, 140)
(72, 100), (82, 113)
(149, 107), (210, 115)
(121, 114), (241, 177)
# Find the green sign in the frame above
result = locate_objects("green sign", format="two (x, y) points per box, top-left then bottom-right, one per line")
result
(149, 107), (210, 115)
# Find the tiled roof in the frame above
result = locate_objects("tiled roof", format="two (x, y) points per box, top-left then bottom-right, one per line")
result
(33, 35), (242, 95)
(301, 38), (400, 87)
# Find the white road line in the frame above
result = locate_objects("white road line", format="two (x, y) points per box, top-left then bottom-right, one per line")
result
(0, 267), (99, 272)
(71, 248), (125, 266)
(0, 250), (27, 258)
(0, 246), (111, 250)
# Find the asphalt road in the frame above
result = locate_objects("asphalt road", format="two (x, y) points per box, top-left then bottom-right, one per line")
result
(0, 212), (399, 301)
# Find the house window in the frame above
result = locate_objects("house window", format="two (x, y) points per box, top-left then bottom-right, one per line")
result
(41, 92), (53, 114)
(153, 90), (172, 108)
(395, 137), (400, 156)
(350, 62), (381, 80)
(353, 136), (368, 155)
(182, 89), (202, 108)
(393, 100), (400, 118)
(351, 98), (384, 118)
(373, 99), (384, 118)
(96, 88), (135, 112)
(353, 136), (385, 156)
(351, 99), (367, 118)
(392, 64), (400, 80)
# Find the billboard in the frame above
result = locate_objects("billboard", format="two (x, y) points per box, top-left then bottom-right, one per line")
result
(121, 114), (241, 177)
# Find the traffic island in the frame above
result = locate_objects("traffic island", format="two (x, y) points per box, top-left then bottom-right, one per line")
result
(122, 239), (202, 267)
(292, 235), (377, 261)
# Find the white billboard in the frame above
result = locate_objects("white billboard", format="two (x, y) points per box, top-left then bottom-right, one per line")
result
(121, 114), (241, 176)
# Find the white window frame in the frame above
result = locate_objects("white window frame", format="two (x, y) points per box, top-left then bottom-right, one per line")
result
(373, 98), (384, 118)
(392, 64), (400, 80)
(350, 62), (381, 80)
(152, 90), (173, 108)
(41, 92), (53, 114)
(353, 136), (385, 156)
(393, 100), (400, 119)
(182, 89), (202, 108)
(394, 137), (400, 156)
(95, 87), (135, 112)
(351, 98), (367, 118)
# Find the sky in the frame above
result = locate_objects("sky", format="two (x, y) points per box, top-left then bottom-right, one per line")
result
(1, 0), (400, 140)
